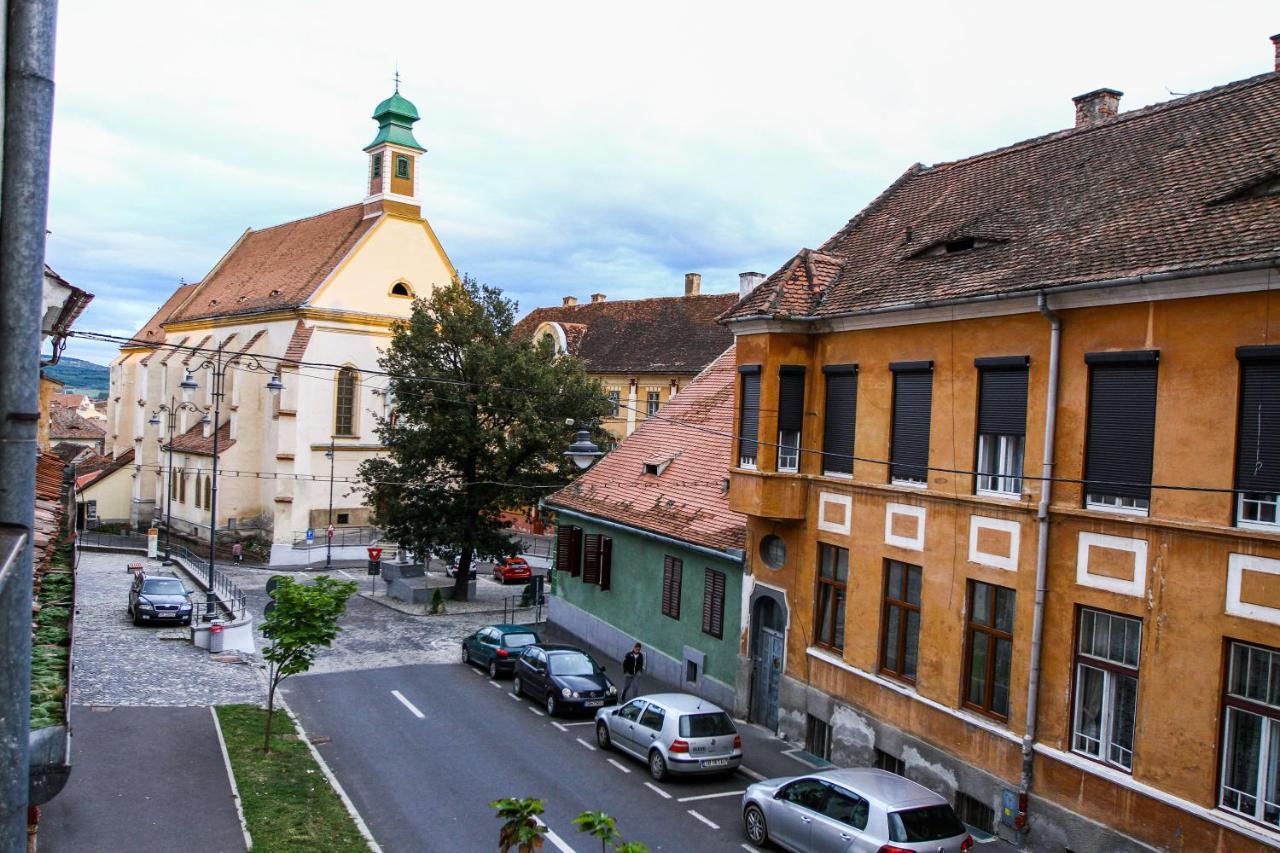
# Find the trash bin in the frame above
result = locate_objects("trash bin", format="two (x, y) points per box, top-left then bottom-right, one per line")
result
(209, 620), (225, 654)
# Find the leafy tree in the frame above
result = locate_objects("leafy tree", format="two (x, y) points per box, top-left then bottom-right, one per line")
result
(360, 275), (609, 601)
(260, 575), (357, 752)
(492, 797), (547, 852)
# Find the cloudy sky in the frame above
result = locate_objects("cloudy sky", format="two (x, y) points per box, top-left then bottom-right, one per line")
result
(49, 1), (1276, 365)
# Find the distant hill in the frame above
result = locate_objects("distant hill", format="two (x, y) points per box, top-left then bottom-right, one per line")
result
(44, 357), (109, 399)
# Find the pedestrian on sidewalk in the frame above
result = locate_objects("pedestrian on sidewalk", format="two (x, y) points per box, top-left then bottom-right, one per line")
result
(231, 542), (243, 564)
(620, 642), (645, 703)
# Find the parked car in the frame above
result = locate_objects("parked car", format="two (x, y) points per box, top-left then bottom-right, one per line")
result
(513, 644), (616, 716)
(461, 624), (540, 679)
(446, 554), (477, 579)
(128, 571), (193, 626)
(594, 692), (741, 780)
(740, 767), (974, 853)
(493, 556), (532, 584)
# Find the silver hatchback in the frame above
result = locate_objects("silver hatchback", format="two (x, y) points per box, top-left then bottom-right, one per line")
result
(594, 692), (742, 780)
(741, 768), (974, 852)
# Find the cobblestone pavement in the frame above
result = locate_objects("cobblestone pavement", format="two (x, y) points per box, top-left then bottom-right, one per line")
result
(72, 550), (264, 706)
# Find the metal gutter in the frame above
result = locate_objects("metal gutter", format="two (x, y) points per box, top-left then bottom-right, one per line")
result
(543, 503), (745, 566)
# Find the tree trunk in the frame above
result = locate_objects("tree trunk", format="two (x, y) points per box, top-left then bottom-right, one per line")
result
(263, 673), (278, 754)
(452, 543), (473, 602)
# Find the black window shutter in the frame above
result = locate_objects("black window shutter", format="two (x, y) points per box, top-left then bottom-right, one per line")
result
(583, 534), (601, 584)
(569, 527), (582, 577)
(1237, 352), (1280, 493)
(822, 366), (857, 474)
(701, 568), (725, 639)
(1084, 354), (1159, 499)
(555, 524), (572, 572)
(778, 366), (806, 432)
(977, 361), (1029, 436)
(599, 537), (612, 590)
(890, 365), (933, 482)
(662, 555), (682, 619)
(739, 367), (761, 461)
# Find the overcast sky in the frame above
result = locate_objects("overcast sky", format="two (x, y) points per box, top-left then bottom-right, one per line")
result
(48, 1), (1276, 365)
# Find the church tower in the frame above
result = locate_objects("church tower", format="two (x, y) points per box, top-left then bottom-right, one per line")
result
(363, 84), (426, 218)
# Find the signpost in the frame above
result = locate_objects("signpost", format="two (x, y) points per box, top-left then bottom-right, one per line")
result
(367, 546), (382, 594)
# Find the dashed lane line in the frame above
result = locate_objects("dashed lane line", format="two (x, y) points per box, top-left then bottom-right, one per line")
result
(606, 758), (631, 774)
(528, 707), (545, 717)
(560, 720), (594, 727)
(688, 810), (720, 830)
(575, 737), (597, 752)
(506, 691), (522, 701)
(677, 789), (745, 803)
(738, 766), (766, 781)
(644, 782), (672, 799)
(391, 690), (426, 719)
(534, 816), (577, 853)
(487, 680), (503, 688)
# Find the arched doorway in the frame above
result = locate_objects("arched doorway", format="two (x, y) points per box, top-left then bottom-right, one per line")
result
(749, 593), (787, 730)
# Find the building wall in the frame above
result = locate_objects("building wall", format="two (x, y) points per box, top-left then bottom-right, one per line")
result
(594, 372), (684, 440)
(77, 465), (134, 523)
(731, 284), (1280, 851)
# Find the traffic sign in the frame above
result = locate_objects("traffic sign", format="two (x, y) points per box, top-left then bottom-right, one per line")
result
(305, 528), (314, 542)
(367, 560), (381, 576)
(368, 547), (383, 562)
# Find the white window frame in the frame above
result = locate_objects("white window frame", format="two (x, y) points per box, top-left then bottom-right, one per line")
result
(777, 429), (800, 473)
(891, 475), (928, 489)
(976, 433), (1024, 498)
(1238, 492), (1280, 531)
(86, 500), (98, 521)
(1085, 493), (1150, 516)
(1220, 641), (1280, 829)
(606, 390), (620, 418)
(646, 390), (660, 417)
(1071, 609), (1140, 772)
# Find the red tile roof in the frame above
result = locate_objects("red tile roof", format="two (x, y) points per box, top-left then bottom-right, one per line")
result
(545, 346), (745, 552)
(49, 408), (106, 441)
(168, 419), (234, 456)
(35, 451), (65, 502)
(514, 294), (737, 375)
(282, 320), (314, 363)
(725, 71), (1280, 322)
(77, 448), (134, 490)
(130, 281), (199, 345)
(51, 393), (89, 409)
(168, 204), (376, 324)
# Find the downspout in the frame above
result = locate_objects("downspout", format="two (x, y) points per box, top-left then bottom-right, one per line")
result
(1020, 291), (1060, 825)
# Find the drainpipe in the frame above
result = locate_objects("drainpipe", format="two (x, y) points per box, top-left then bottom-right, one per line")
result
(1020, 292), (1060, 825)
(0, 0), (59, 847)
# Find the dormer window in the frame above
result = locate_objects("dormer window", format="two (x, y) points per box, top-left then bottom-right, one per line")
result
(390, 281), (413, 298)
(944, 237), (976, 253)
(642, 454), (677, 477)
(910, 235), (1002, 259)
(1210, 172), (1280, 205)
(395, 155), (410, 179)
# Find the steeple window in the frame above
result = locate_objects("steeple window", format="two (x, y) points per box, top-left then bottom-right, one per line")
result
(395, 155), (410, 179)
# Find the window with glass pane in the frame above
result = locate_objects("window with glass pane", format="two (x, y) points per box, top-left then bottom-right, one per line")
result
(815, 544), (848, 651)
(647, 391), (660, 417)
(778, 430), (800, 472)
(881, 560), (922, 683)
(963, 580), (1015, 719)
(975, 362), (1027, 496)
(607, 390), (620, 418)
(1235, 350), (1280, 530)
(395, 155), (410, 179)
(335, 367), (357, 435)
(1220, 641), (1280, 828)
(1072, 608), (1141, 771)
(976, 433), (1024, 496)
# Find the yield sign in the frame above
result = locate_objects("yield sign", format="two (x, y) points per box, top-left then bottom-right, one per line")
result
(368, 547), (383, 562)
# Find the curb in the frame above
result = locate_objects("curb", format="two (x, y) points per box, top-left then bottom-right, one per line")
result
(210, 706), (254, 851)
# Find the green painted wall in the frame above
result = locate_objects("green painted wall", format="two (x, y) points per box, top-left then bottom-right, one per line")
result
(553, 516), (742, 686)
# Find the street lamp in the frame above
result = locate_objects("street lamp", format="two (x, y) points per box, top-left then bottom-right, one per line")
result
(565, 423), (602, 470)
(325, 439), (335, 568)
(149, 396), (216, 564)
(177, 341), (283, 616)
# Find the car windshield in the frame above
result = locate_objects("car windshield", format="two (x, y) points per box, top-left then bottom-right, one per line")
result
(679, 712), (736, 738)
(888, 805), (966, 843)
(503, 633), (538, 649)
(141, 579), (185, 596)
(549, 652), (597, 676)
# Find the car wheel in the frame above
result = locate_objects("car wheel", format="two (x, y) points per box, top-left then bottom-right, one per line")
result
(545, 693), (557, 717)
(648, 749), (668, 781)
(596, 721), (612, 750)
(513, 676), (524, 698)
(462, 645), (471, 665)
(493, 571), (503, 584)
(743, 804), (768, 845)
(488, 659), (499, 680)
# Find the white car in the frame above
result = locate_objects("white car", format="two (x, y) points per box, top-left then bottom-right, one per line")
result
(594, 692), (742, 780)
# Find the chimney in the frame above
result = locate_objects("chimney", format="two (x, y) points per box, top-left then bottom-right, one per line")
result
(590, 293), (606, 304)
(562, 296), (578, 307)
(1072, 88), (1123, 127)
(739, 271), (765, 298)
(1272, 33), (1280, 72)
(684, 273), (701, 296)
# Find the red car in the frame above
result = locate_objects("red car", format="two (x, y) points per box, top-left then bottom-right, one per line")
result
(493, 556), (533, 584)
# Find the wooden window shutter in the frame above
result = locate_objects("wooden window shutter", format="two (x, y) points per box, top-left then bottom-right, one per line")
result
(662, 556), (683, 619)
(599, 537), (612, 591)
(583, 534), (602, 584)
(556, 524), (583, 574)
(569, 527), (582, 576)
(702, 568), (726, 639)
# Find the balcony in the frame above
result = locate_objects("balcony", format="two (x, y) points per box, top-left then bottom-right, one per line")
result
(729, 469), (807, 520)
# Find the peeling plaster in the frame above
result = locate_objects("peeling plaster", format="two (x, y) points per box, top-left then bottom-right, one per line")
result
(902, 744), (958, 800)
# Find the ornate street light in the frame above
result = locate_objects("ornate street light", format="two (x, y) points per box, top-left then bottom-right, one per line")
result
(565, 424), (602, 470)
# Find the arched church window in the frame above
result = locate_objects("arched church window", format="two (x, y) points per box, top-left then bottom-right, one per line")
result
(395, 155), (410, 179)
(335, 367), (358, 436)
(390, 281), (413, 298)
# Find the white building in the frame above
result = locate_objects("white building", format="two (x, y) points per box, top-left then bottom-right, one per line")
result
(107, 87), (454, 563)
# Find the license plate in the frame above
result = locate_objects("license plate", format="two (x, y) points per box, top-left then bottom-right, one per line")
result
(157, 612), (176, 618)
(701, 758), (729, 768)
(584, 700), (604, 707)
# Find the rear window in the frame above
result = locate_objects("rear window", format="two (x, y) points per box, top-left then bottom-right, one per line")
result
(888, 805), (966, 843)
(679, 711), (736, 738)
(503, 633), (538, 649)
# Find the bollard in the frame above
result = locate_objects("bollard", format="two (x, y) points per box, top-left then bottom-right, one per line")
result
(208, 620), (226, 654)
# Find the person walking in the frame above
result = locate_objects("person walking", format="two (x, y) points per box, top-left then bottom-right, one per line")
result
(620, 642), (645, 703)
(231, 542), (243, 564)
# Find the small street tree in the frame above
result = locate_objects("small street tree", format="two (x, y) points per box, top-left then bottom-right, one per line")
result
(359, 275), (610, 601)
(260, 575), (357, 752)
(492, 797), (547, 853)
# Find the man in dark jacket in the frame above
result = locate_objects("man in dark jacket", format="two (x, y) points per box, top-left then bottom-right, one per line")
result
(621, 643), (645, 702)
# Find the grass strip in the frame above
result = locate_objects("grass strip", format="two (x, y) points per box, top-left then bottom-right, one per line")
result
(214, 705), (367, 853)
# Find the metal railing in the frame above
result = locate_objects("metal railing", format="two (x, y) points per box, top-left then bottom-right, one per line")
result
(514, 533), (554, 560)
(291, 525), (382, 548)
(500, 591), (546, 625)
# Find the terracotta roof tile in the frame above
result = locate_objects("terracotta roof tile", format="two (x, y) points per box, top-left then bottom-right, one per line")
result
(513, 293), (737, 375)
(182, 335), (213, 366)
(724, 72), (1280, 322)
(35, 451), (65, 502)
(77, 448), (134, 490)
(159, 336), (190, 366)
(130, 282), (199, 345)
(49, 408), (106, 441)
(169, 419), (234, 456)
(283, 320), (314, 363)
(51, 394), (89, 409)
(168, 204), (375, 323)
(545, 346), (745, 552)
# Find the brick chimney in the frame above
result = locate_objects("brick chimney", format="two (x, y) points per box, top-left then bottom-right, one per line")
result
(1272, 33), (1280, 72)
(1073, 88), (1123, 127)
(739, 271), (765, 298)
(562, 296), (577, 307)
(684, 273), (701, 296)
(590, 293), (606, 304)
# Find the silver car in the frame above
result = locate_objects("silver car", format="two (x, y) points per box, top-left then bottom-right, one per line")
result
(741, 767), (974, 852)
(594, 692), (742, 780)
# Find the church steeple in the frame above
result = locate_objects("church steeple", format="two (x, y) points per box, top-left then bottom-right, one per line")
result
(363, 83), (425, 218)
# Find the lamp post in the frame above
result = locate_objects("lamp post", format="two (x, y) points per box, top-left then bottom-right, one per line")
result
(148, 396), (211, 564)
(565, 423), (602, 470)
(325, 439), (335, 569)
(178, 340), (284, 615)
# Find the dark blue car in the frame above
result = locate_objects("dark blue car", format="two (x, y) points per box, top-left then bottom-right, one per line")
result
(461, 624), (540, 679)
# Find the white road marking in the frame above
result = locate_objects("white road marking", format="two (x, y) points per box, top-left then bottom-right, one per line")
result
(738, 766), (766, 781)
(742, 845), (763, 853)
(606, 758), (631, 774)
(506, 691), (521, 701)
(688, 809), (720, 830)
(560, 720), (594, 727)
(575, 737), (597, 751)
(534, 816), (577, 853)
(677, 789), (745, 803)
(487, 680), (503, 688)
(551, 721), (569, 732)
(391, 690), (425, 719)
(782, 747), (823, 768)
(337, 570), (355, 579)
(528, 707), (545, 717)
(469, 667), (485, 676)
(644, 782), (672, 799)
